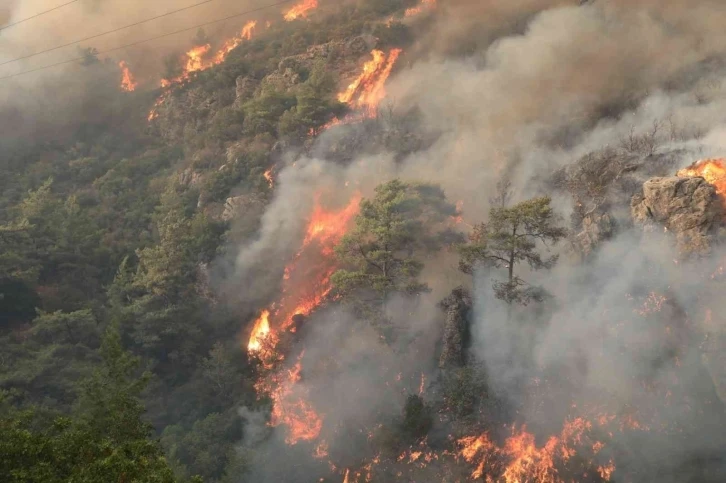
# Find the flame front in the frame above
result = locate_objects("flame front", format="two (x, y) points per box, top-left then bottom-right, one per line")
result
(337, 49), (402, 117)
(405, 0), (437, 17)
(457, 418), (615, 482)
(677, 158), (726, 207)
(248, 309), (272, 353)
(212, 21), (257, 64)
(150, 22), (258, 121)
(284, 0), (318, 21)
(248, 192), (361, 444)
(119, 61), (137, 92)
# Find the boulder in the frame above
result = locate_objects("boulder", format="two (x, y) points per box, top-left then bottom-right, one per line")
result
(438, 287), (472, 369)
(631, 176), (724, 255)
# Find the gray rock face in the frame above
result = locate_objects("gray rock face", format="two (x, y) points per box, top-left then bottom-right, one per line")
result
(438, 287), (472, 369)
(222, 193), (266, 222)
(574, 212), (615, 258)
(631, 176), (724, 254)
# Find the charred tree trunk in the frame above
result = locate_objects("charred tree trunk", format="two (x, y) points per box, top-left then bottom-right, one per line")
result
(438, 287), (472, 369)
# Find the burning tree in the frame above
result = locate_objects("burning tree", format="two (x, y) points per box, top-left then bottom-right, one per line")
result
(459, 194), (566, 307)
(332, 179), (460, 329)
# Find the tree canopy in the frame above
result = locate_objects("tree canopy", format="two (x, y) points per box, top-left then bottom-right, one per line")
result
(459, 195), (566, 306)
(332, 179), (460, 321)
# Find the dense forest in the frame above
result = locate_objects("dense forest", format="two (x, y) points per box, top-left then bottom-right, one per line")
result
(3, 0), (726, 482)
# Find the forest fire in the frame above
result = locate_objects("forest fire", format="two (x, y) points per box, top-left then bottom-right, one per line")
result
(457, 418), (614, 482)
(119, 61), (137, 92)
(150, 23), (258, 120)
(247, 192), (361, 443)
(284, 0), (318, 21)
(677, 158), (726, 206)
(265, 353), (324, 444)
(405, 0), (437, 17)
(212, 21), (257, 64)
(337, 49), (402, 117)
(248, 310), (272, 353)
(264, 168), (275, 188)
(247, 193), (361, 357)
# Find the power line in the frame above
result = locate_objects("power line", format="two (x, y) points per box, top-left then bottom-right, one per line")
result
(0, 0), (80, 32)
(0, 0), (218, 67)
(0, 0), (295, 82)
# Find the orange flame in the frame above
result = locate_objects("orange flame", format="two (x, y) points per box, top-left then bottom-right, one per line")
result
(268, 354), (323, 444)
(119, 61), (137, 92)
(404, 0), (437, 17)
(247, 192), (362, 444)
(151, 23), (257, 120)
(677, 158), (726, 208)
(212, 21), (257, 64)
(248, 309), (272, 353)
(457, 418), (615, 483)
(337, 49), (402, 117)
(284, 0), (318, 21)
(264, 168), (275, 188)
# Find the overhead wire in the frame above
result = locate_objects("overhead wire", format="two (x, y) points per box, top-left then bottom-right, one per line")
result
(0, 0), (218, 67)
(0, 0), (80, 32)
(0, 0), (297, 82)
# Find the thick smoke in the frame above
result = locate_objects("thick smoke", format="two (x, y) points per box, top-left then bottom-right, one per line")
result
(0, 0), (274, 142)
(229, 0), (726, 480)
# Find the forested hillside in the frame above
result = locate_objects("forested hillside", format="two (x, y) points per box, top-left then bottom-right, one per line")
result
(3, 1), (726, 482)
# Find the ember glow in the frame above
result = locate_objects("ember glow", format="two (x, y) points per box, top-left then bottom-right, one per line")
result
(677, 158), (726, 206)
(284, 0), (318, 21)
(337, 49), (402, 117)
(119, 61), (137, 92)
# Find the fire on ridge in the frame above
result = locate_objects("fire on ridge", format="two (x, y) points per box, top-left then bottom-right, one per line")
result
(284, 0), (318, 21)
(677, 158), (726, 205)
(119, 61), (138, 92)
(148, 21), (258, 121)
(247, 193), (361, 444)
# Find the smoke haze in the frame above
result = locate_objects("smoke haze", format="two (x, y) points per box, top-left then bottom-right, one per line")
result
(224, 0), (726, 480)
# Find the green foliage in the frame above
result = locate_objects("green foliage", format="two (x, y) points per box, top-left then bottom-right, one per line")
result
(161, 411), (243, 482)
(459, 193), (566, 306)
(442, 367), (487, 419)
(332, 179), (459, 320)
(402, 394), (433, 440)
(0, 326), (176, 483)
(31, 309), (98, 346)
(241, 89), (297, 137)
(0, 278), (40, 329)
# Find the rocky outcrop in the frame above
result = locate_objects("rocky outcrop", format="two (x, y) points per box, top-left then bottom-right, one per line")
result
(438, 287), (472, 369)
(573, 211), (615, 258)
(235, 76), (258, 101)
(554, 148), (682, 258)
(222, 193), (266, 222)
(631, 176), (724, 255)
